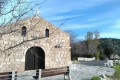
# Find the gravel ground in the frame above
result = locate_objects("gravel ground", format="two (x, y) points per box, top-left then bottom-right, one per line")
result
(18, 61), (115, 80)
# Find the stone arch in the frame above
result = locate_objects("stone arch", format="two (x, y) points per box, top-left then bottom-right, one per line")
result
(25, 46), (45, 70)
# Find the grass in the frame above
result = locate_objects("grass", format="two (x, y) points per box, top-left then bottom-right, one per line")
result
(107, 64), (120, 80)
(112, 64), (120, 79)
(91, 64), (120, 80)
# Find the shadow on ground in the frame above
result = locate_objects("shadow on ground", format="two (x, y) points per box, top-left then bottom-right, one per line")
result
(79, 60), (106, 66)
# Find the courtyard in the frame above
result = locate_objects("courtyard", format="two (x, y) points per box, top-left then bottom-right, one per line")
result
(18, 61), (115, 80)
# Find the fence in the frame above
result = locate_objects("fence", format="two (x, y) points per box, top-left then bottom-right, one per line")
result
(0, 66), (71, 80)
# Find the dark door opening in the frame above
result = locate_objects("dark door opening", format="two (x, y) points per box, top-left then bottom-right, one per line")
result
(25, 46), (45, 70)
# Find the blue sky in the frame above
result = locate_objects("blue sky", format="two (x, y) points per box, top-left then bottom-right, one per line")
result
(34, 0), (120, 40)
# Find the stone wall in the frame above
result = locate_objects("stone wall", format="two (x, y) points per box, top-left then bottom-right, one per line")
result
(0, 16), (71, 72)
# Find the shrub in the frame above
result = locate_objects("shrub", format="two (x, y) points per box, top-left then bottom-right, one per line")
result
(71, 54), (78, 61)
(91, 76), (100, 80)
(104, 48), (113, 59)
(112, 64), (120, 79)
(99, 54), (107, 60)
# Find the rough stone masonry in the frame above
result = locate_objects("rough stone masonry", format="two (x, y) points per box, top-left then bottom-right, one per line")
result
(0, 16), (71, 72)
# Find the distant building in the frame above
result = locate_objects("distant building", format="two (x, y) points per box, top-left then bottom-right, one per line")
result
(0, 16), (71, 72)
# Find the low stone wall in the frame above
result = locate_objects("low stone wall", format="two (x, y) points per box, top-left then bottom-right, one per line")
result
(78, 57), (95, 61)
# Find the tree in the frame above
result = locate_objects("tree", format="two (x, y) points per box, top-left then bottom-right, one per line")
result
(0, 0), (46, 26)
(65, 30), (77, 44)
(94, 31), (100, 60)
(85, 32), (94, 57)
(0, 0), (47, 52)
(65, 30), (78, 60)
(0, 0), (68, 61)
(65, 30), (78, 54)
(104, 48), (113, 59)
(0, 0), (72, 73)
(85, 31), (100, 58)
(0, 0), (4, 13)
(85, 32), (93, 40)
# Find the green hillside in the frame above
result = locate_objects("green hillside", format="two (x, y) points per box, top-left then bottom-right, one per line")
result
(99, 38), (120, 56)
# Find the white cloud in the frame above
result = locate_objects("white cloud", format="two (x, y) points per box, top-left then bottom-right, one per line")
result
(47, 14), (85, 21)
(61, 24), (93, 30)
(76, 32), (120, 40)
(76, 35), (86, 40)
(100, 32), (120, 39)
(40, 0), (113, 17)
(61, 21), (108, 30)
(38, 0), (120, 39)
(113, 20), (120, 28)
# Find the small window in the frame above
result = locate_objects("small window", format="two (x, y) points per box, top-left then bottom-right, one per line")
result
(22, 26), (27, 36)
(45, 29), (49, 37)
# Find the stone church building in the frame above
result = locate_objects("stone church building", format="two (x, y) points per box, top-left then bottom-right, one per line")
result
(0, 16), (71, 72)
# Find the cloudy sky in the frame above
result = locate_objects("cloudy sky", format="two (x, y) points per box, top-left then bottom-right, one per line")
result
(35, 0), (120, 40)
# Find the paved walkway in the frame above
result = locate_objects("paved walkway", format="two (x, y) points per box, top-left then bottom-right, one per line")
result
(18, 61), (115, 80)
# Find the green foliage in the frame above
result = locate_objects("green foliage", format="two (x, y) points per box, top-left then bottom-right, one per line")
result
(108, 64), (120, 79)
(104, 48), (113, 59)
(99, 54), (106, 60)
(85, 31), (100, 57)
(91, 76), (100, 80)
(70, 37), (120, 60)
(100, 38), (120, 57)
(94, 31), (100, 39)
(98, 46), (106, 60)
(86, 32), (93, 41)
(71, 54), (78, 61)
(112, 64), (120, 79)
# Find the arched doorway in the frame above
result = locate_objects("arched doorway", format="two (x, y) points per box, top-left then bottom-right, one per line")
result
(25, 46), (45, 70)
